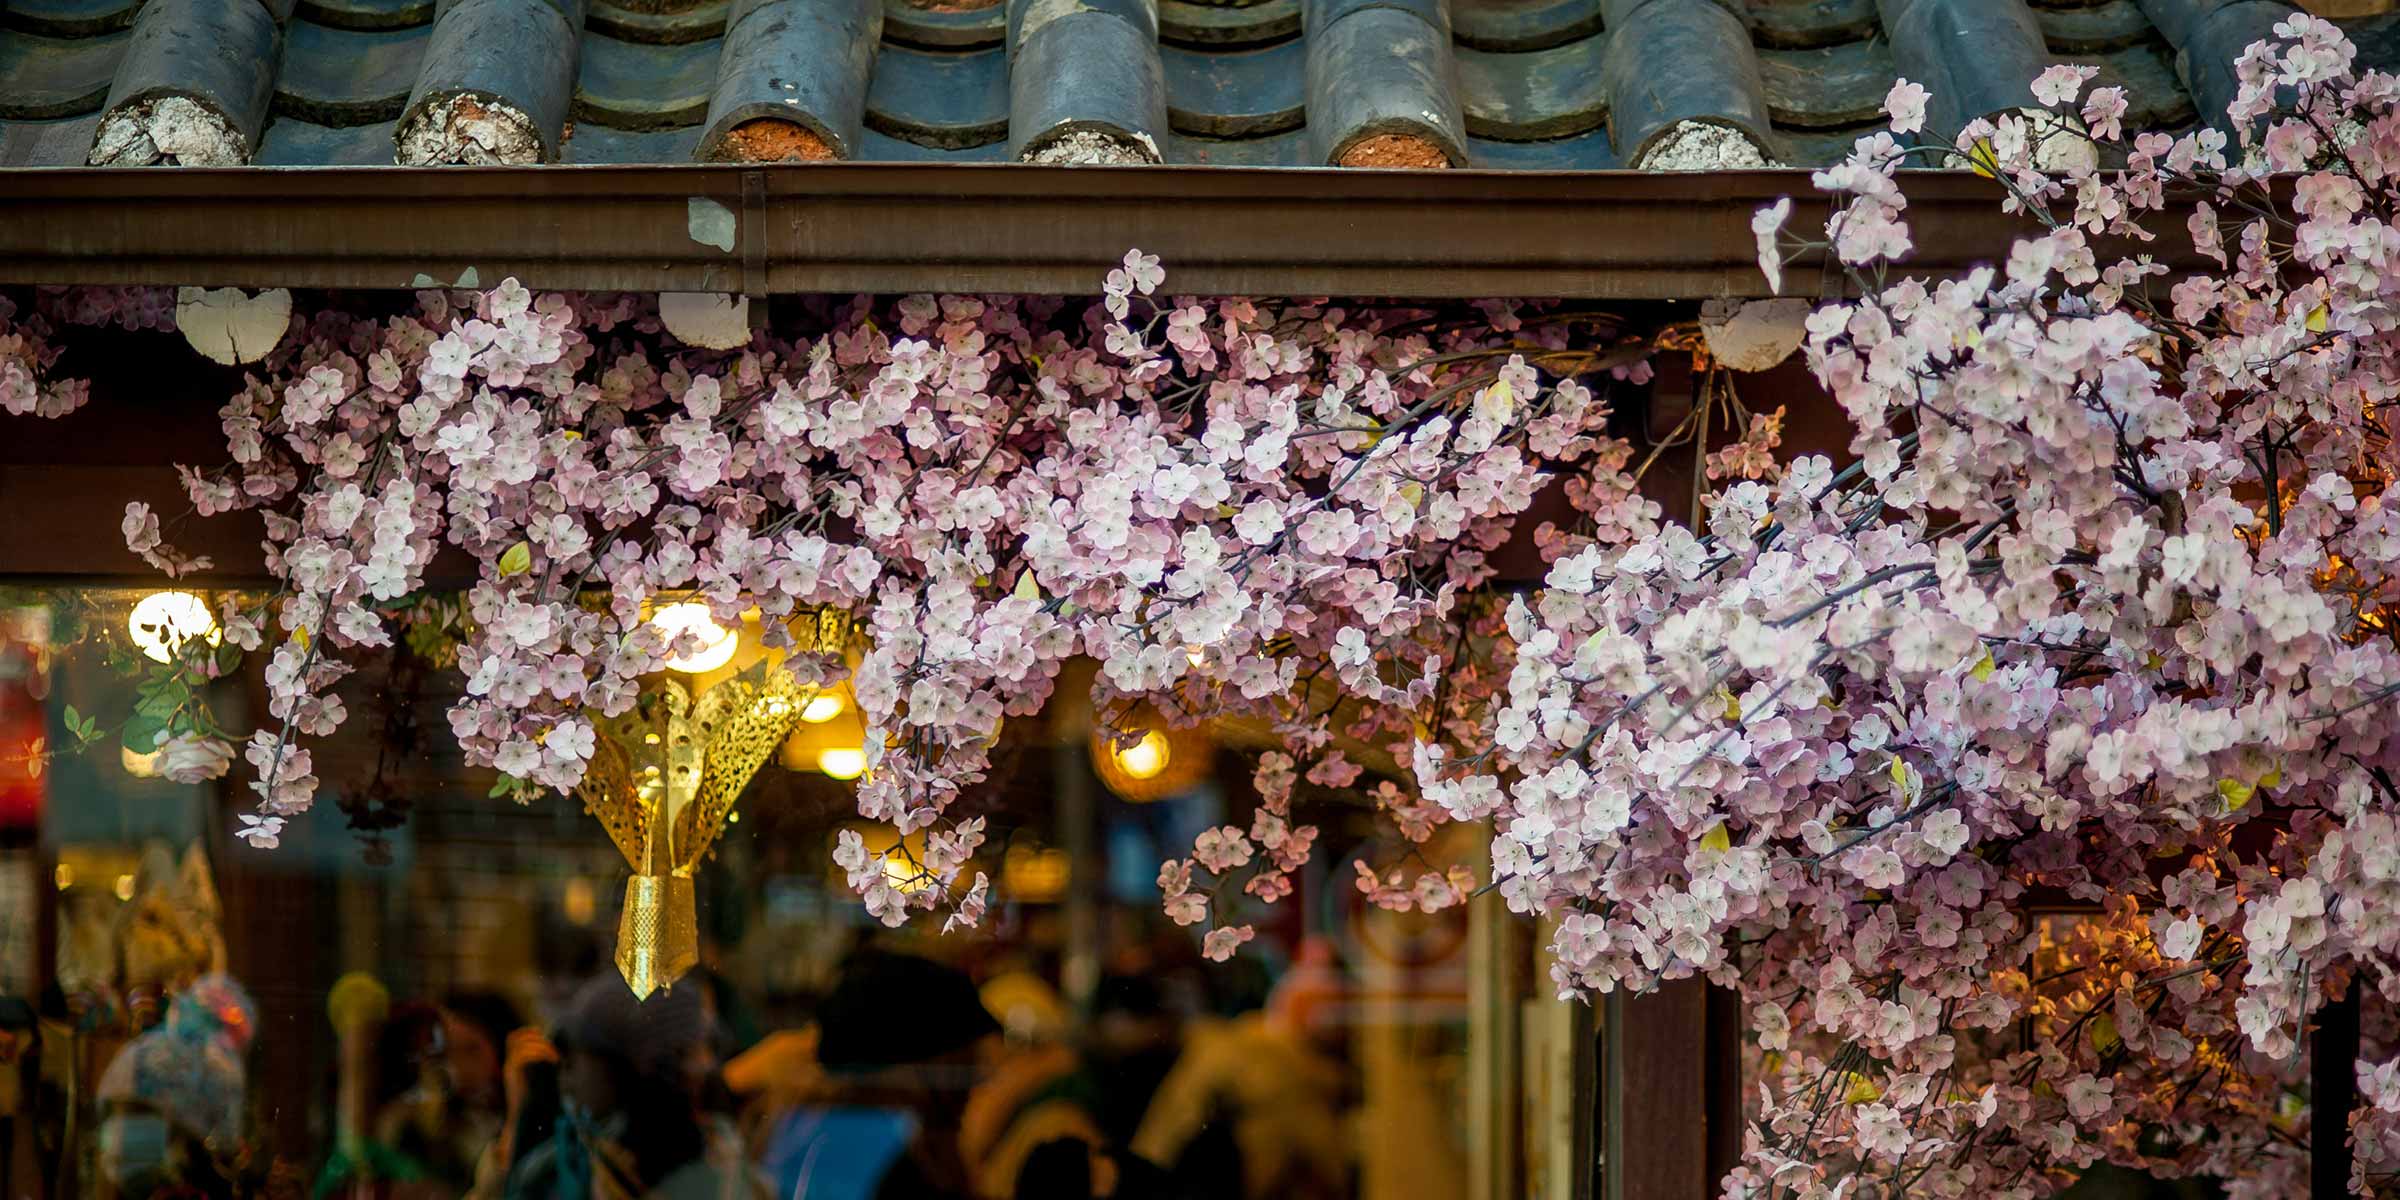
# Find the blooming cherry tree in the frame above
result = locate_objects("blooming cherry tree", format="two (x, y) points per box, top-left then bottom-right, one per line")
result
(3, 14), (2399, 1196)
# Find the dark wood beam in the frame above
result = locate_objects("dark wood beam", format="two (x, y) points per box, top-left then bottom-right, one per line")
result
(0, 165), (2177, 302)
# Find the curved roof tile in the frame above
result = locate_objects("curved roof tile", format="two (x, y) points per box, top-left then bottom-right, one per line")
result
(9, 0), (2397, 171)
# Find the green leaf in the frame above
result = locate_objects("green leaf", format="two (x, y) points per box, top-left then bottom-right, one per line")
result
(120, 711), (169, 756)
(498, 541), (534, 578)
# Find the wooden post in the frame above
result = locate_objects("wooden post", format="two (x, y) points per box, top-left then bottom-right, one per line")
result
(2313, 979), (2361, 1199)
(1604, 978), (1711, 1200)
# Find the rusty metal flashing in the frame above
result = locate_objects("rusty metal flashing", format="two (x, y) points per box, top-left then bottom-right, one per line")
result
(0, 163), (2117, 300)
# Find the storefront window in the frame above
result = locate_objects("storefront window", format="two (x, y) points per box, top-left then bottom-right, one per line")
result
(0, 586), (1581, 1199)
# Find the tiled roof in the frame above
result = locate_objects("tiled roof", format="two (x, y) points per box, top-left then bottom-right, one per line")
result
(0, 0), (2394, 171)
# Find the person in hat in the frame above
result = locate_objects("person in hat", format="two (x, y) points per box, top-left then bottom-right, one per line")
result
(756, 952), (1000, 1200)
(505, 974), (764, 1200)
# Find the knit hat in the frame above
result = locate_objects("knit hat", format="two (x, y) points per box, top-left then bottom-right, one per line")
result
(815, 953), (999, 1074)
(557, 972), (709, 1086)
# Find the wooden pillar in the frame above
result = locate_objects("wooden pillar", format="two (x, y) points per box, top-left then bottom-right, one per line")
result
(2313, 979), (2361, 1200)
(1604, 978), (1710, 1200)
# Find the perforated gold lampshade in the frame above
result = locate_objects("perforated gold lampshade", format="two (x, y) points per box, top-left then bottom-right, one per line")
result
(575, 662), (811, 998)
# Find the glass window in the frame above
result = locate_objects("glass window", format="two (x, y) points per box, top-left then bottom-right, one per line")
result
(0, 586), (1586, 1200)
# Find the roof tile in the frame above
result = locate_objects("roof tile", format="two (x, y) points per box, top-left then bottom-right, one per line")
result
(574, 31), (711, 131)
(0, 28), (126, 120)
(1009, 0), (1169, 162)
(89, 0), (282, 164)
(1160, 0), (1298, 47)
(395, 0), (583, 163)
(1305, 0), (1468, 166)
(276, 18), (427, 126)
(1757, 36), (1893, 129)
(1456, 34), (1609, 141)
(296, 0), (435, 31)
(3, 0), (145, 38)
(1164, 38), (1304, 138)
(867, 43), (1008, 149)
(1453, 0), (1603, 52)
(7, 0), (2395, 172)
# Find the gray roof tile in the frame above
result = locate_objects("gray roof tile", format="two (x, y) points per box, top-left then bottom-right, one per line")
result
(3, 0), (2389, 171)
(0, 28), (126, 119)
(276, 17), (426, 125)
(1457, 35), (1608, 142)
(256, 113), (398, 161)
(1159, 0), (1297, 47)
(1454, 0), (1602, 52)
(4, 0), (144, 38)
(297, 0), (435, 31)
(575, 28), (714, 130)
(1164, 38), (1303, 138)
(867, 43), (1007, 149)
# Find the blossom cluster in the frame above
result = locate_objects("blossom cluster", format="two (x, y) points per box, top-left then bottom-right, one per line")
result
(1407, 19), (2399, 1196)
(8, 264), (1658, 951)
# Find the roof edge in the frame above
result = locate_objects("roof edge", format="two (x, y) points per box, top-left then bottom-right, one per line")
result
(0, 162), (2114, 300)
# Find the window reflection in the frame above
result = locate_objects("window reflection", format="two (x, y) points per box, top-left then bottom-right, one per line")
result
(0, 588), (1567, 1200)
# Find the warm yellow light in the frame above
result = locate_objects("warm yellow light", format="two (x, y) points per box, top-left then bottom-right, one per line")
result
(113, 874), (136, 901)
(883, 852), (933, 894)
(648, 602), (738, 673)
(121, 744), (161, 778)
(1185, 645), (1207, 668)
(818, 747), (868, 780)
(561, 877), (597, 925)
(1114, 730), (1170, 780)
(800, 693), (845, 723)
(128, 591), (219, 664)
(53, 863), (72, 891)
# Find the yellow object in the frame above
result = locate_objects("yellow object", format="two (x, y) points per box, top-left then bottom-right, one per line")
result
(576, 666), (807, 998)
(327, 971), (391, 1035)
(497, 541), (533, 577)
(1115, 729), (1170, 779)
(1699, 823), (1732, 854)
(127, 591), (219, 664)
(1971, 650), (1996, 682)
(1089, 715), (1210, 803)
(2217, 777), (2255, 811)
(121, 744), (161, 778)
(648, 602), (739, 674)
(800, 693), (844, 723)
(1966, 137), (1999, 178)
(2088, 1013), (2121, 1055)
(818, 747), (868, 780)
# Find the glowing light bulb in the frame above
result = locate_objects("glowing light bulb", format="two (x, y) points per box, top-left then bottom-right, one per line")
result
(800, 693), (845, 724)
(1114, 730), (1170, 780)
(128, 591), (220, 664)
(648, 602), (738, 673)
(818, 747), (868, 780)
(883, 852), (932, 894)
(1185, 645), (1207, 668)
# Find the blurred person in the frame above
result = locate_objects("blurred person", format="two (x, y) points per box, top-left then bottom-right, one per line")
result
(93, 974), (255, 1199)
(755, 953), (999, 1200)
(506, 975), (765, 1200)
(1082, 975), (1180, 1150)
(1011, 1137), (1197, 1200)
(957, 970), (1104, 1200)
(372, 992), (521, 1193)
(1129, 938), (1351, 1200)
